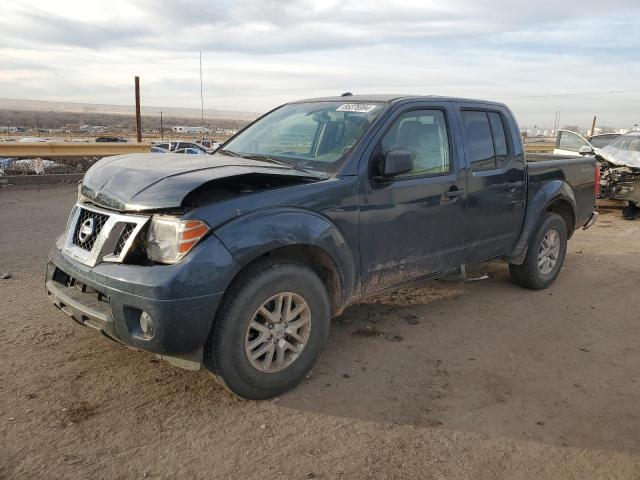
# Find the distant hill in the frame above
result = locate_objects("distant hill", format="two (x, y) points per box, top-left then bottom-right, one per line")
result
(0, 98), (259, 122)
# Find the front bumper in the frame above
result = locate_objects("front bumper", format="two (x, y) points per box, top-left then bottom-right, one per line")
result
(46, 234), (238, 368)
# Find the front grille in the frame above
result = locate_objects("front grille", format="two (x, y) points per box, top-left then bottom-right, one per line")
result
(72, 208), (109, 251)
(63, 203), (149, 267)
(113, 223), (137, 256)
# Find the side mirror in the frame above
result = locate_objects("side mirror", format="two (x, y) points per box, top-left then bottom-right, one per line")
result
(382, 150), (413, 177)
(579, 145), (594, 155)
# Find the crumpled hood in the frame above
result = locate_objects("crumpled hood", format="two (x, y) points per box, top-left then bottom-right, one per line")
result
(80, 152), (320, 211)
(598, 145), (640, 169)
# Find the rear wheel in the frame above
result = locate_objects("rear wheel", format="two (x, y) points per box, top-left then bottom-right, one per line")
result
(205, 259), (330, 400)
(509, 212), (567, 290)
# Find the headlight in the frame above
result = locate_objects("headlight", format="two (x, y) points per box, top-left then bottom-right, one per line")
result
(145, 216), (210, 264)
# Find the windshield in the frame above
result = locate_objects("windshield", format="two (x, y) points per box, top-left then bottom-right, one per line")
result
(222, 101), (385, 175)
(589, 134), (619, 148)
(608, 133), (640, 152)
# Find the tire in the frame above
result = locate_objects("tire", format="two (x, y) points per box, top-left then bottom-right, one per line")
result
(205, 259), (330, 400)
(509, 212), (568, 290)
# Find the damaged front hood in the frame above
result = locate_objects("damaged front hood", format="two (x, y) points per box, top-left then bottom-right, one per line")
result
(598, 146), (640, 169)
(81, 152), (322, 211)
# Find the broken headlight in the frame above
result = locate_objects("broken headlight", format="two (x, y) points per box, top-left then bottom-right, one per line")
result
(145, 216), (210, 264)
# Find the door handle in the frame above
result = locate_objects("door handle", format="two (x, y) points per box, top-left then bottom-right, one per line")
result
(444, 188), (466, 198)
(506, 180), (523, 190)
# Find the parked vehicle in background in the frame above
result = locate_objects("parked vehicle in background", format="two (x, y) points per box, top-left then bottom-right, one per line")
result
(95, 136), (128, 143)
(554, 130), (621, 156)
(597, 131), (640, 218)
(151, 141), (208, 153)
(554, 130), (597, 156)
(150, 146), (171, 153)
(554, 129), (640, 219)
(196, 139), (222, 151)
(174, 147), (206, 155)
(171, 142), (207, 153)
(46, 95), (598, 400)
(588, 133), (621, 149)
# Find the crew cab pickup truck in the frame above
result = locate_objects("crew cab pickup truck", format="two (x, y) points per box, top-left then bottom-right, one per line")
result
(46, 95), (599, 399)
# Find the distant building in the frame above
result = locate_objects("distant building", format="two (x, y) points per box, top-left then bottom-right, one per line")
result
(172, 126), (211, 134)
(79, 125), (108, 133)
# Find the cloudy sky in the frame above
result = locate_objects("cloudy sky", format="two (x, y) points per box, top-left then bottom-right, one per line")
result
(1, 0), (639, 127)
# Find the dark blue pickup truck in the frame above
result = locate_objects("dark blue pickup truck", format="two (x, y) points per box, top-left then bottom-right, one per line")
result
(46, 95), (598, 399)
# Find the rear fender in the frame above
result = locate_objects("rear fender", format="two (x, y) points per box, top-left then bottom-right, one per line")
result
(508, 180), (576, 264)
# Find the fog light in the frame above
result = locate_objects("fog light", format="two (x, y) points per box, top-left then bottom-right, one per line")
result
(139, 311), (155, 339)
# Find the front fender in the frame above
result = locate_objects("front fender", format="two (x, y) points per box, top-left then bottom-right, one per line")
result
(213, 207), (357, 303)
(508, 180), (577, 264)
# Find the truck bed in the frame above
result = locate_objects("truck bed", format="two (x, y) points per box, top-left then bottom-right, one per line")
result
(526, 155), (597, 230)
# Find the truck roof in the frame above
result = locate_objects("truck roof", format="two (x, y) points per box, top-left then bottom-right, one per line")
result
(293, 94), (508, 107)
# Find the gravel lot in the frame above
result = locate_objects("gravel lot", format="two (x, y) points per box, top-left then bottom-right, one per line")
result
(1, 183), (639, 479)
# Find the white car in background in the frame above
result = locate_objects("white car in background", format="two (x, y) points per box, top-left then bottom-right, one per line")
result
(553, 130), (621, 156)
(592, 131), (640, 219)
(195, 139), (222, 151)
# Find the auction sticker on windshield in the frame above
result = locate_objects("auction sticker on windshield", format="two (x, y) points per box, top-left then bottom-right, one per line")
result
(336, 104), (377, 113)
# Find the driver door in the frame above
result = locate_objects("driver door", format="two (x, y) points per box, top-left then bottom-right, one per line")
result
(358, 105), (468, 293)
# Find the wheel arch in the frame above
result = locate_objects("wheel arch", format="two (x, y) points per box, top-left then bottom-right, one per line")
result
(508, 179), (577, 265)
(214, 208), (357, 316)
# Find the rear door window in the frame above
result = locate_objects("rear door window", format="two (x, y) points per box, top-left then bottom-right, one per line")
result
(488, 112), (508, 166)
(462, 111), (496, 171)
(462, 110), (512, 171)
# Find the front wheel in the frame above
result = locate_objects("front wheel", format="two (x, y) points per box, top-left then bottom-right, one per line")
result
(509, 212), (568, 290)
(205, 260), (330, 400)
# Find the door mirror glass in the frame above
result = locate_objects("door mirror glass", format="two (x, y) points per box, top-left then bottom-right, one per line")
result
(382, 150), (414, 177)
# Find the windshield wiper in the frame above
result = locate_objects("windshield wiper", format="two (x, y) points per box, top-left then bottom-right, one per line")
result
(220, 151), (327, 178)
(218, 149), (243, 158)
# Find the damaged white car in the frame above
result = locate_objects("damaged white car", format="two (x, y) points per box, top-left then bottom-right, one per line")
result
(597, 132), (640, 219)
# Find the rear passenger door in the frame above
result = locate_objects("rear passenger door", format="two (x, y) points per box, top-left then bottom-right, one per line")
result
(457, 105), (526, 261)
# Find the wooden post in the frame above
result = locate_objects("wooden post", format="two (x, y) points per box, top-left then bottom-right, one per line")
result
(590, 116), (597, 137)
(160, 111), (164, 141)
(135, 76), (142, 143)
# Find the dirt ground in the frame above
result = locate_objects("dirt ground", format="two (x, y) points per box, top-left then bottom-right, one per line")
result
(1, 183), (639, 479)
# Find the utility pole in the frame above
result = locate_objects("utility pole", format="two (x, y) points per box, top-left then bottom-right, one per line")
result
(199, 51), (205, 141)
(135, 76), (142, 143)
(35, 114), (41, 137)
(160, 110), (164, 141)
(590, 116), (597, 137)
